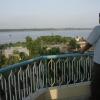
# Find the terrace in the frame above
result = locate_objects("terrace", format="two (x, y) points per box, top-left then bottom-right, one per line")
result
(0, 52), (93, 100)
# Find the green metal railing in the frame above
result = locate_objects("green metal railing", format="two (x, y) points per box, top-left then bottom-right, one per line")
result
(0, 52), (93, 100)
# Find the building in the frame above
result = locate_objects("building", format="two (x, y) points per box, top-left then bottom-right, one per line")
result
(3, 46), (29, 58)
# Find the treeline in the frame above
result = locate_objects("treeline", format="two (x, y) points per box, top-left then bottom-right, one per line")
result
(26, 35), (80, 57)
(36, 35), (72, 44)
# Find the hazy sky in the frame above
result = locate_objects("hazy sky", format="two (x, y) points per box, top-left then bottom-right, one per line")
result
(0, 0), (100, 29)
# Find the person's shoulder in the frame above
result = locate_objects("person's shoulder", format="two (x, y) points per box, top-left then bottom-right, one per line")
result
(92, 25), (100, 32)
(94, 25), (100, 30)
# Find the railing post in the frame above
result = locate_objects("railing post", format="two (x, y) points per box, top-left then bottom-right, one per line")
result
(44, 58), (48, 88)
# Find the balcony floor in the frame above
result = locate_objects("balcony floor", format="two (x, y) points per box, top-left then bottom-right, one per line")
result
(58, 96), (89, 100)
(25, 82), (90, 100)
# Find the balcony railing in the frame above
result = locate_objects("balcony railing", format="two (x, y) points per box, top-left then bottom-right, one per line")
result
(0, 52), (93, 100)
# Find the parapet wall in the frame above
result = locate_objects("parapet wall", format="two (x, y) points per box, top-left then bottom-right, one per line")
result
(26, 82), (91, 100)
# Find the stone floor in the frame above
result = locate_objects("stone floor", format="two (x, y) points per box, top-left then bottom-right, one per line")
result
(59, 96), (89, 100)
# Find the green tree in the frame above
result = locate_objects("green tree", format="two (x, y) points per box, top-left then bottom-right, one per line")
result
(38, 46), (47, 55)
(47, 47), (60, 55)
(7, 55), (19, 65)
(25, 36), (41, 58)
(68, 39), (80, 51)
(0, 54), (7, 68)
(0, 44), (8, 68)
(26, 36), (34, 57)
(19, 52), (28, 60)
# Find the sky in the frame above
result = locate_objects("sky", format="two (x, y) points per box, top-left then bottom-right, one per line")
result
(0, 0), (100, 29)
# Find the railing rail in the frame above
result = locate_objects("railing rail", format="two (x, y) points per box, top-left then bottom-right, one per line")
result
(0, 52), (93, 100)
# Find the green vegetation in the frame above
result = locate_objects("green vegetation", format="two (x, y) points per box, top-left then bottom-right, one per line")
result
(36, 35), (72, 45)
(0, 54), (7, 67)
(68, 38), (80, 51)
(0, 35), (80, 68)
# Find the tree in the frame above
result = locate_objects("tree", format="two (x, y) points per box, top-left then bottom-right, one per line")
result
(25, 36), (42, 58)
(38, 46), (47, 55)
(25, 36), (34, 58)
(47, 47), (60, 55)
(7, 55), (19, 65)
(19, 52), (28, 60)
(0, 54), (7, 68)
(0, 44), (8, 68)
(68, 39), (80, 51)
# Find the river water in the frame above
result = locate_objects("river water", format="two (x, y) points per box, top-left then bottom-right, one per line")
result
(0, 29), (92, 44)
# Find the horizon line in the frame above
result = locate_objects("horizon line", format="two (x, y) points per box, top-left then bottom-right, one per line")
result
(0, 27), (93, 32)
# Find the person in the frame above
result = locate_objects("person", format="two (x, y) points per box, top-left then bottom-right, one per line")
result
(79, 13), (100, 100)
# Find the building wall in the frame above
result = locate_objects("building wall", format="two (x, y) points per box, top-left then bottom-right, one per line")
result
(3, 46), (29, 58)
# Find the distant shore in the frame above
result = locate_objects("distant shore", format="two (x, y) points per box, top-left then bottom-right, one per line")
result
(0, 28), (93, 32)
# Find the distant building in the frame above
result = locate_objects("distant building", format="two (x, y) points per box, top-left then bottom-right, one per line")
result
(75, 36), (85, 41)
(75, 36), (94, 51)
(75, 36), (86, 48)
(78, 41), (86, 48)
(46, 43), (69, 53)
(3, 46), (29, 58)
(75, 36), (80, 42)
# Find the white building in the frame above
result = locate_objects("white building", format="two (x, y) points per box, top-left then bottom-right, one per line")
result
(3, 47), (29, 58)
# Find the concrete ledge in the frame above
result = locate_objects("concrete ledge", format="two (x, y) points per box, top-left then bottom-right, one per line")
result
(24, 88), (47, 100)
(25, 82), (91, 100)
(45, 82), (91, 100)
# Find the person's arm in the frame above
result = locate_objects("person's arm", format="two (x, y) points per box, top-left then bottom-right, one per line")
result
(79, 42), (92, 53)
(80, 26), (100, 53)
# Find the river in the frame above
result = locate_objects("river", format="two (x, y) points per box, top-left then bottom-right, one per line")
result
(0, 29), (92, 44)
